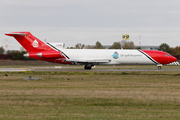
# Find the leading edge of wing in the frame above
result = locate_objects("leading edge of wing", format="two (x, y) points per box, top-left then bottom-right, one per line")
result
(64, 59), (111, 63)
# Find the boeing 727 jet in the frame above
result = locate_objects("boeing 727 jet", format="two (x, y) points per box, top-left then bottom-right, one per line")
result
(5, 32), (177, 70)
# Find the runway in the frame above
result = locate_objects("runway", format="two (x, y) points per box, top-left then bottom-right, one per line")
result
(0, 68), (27, 72)
(31, 68), (180, 72)
(0, 68), (180, 72)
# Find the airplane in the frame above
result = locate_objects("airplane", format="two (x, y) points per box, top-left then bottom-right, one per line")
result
(5, 31), (177, 70)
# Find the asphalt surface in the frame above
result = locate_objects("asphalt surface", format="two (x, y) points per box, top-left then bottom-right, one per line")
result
(0, 68), (180, 72)
(32, 68), (180, 72)
(0, 68), (27, 72)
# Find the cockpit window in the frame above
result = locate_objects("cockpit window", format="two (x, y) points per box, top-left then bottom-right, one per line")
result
(165, 54), (171, 56)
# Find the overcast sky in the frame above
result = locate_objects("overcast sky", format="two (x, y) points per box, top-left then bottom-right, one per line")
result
(0, 0), (180, 50)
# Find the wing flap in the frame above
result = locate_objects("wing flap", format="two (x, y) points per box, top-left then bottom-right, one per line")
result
(65, 59), (111, 63)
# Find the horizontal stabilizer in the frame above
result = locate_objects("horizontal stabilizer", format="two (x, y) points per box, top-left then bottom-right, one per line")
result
(5, 32), (28, 37)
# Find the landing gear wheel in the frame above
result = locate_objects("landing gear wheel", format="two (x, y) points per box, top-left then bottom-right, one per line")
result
(84, 65), (92, 70)
(158, 66), (161, 70)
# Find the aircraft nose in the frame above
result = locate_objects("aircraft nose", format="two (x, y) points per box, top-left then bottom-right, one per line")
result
(171, 56), (177, 62)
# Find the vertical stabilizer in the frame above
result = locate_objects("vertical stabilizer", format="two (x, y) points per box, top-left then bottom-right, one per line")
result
(5, 32), (56, 53)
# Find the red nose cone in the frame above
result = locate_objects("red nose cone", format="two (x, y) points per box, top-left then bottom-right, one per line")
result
(170, 56), (177, 63)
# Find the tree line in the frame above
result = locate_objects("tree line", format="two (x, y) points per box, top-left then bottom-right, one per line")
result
(158, 43), (180, 59)
(67, 41), (135, 49)
(0, 47), (33, 60)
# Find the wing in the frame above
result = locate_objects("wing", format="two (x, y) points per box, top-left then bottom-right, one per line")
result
(63, 59), (111, 64)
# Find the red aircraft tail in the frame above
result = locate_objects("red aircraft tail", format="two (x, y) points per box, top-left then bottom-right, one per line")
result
(5, 32), (55, 53)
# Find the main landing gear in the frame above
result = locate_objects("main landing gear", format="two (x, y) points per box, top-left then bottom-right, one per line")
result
(84, 64), (93, 70)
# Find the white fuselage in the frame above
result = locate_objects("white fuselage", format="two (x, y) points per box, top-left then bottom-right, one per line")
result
(62, 49), (155, 65)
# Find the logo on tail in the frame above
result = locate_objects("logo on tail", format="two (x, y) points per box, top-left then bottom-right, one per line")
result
(32, 39), (39, 48)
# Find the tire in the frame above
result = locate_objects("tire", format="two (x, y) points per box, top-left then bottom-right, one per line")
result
(158, 66), (161, 70)
(84, 65), (92, 70)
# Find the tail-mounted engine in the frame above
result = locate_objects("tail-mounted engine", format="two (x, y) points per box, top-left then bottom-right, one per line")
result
(24, 51), (62, 59)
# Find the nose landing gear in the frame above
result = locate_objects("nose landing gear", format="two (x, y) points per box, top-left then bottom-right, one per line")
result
(158, 66), (161, 70)
(157, 64), (162, 70)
